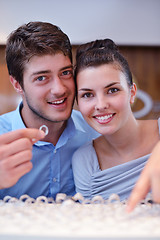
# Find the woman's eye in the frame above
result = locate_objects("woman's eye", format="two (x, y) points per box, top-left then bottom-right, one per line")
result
(82, 92), (93, 98)
(108, 88), (119, 94)
(36, 76), (46, 82)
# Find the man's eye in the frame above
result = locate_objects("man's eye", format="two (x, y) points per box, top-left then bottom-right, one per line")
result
(62, 71), (69, 75)
(36, 76), (46, 81)
(62, 70), (73, 77)
(108, 88), (119, 94)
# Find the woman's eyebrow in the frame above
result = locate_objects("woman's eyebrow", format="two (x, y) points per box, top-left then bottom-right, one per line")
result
(104, 82), (119, 88)
(78, 88), (92, 92)
(79, 82), (120, 92)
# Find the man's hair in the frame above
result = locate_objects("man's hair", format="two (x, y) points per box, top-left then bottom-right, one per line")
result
(6, 21), (72, 88)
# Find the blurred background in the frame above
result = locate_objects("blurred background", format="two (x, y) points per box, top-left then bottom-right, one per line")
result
(0, 0), (160, 119)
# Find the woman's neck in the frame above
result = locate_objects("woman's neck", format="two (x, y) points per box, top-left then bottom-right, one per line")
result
(94, 117), (159, 170)
(103, 116), (139, 155)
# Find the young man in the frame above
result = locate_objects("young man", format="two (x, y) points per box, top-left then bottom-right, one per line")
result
(0, 21), (99, 199)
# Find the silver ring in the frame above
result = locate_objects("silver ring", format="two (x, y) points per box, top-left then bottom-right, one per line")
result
(39, 125), (49, 136)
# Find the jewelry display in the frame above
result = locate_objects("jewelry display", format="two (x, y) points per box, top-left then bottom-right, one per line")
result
(0, 193), (160, 238)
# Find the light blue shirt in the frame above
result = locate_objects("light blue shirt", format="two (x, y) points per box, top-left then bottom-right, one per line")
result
(0, 103), (99, 200)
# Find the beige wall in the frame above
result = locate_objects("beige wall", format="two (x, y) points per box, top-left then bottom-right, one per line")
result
(1, 45), (160, 119)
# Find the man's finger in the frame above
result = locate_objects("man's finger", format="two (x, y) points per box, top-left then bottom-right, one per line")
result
(0, 138), (32, 160)
(0, 128), (45, 145)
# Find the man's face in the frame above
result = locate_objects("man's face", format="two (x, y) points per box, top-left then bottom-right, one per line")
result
(21, 53), (75, 125)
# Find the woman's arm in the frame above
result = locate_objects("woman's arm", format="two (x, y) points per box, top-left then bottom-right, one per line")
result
(127, 141), (160, 212)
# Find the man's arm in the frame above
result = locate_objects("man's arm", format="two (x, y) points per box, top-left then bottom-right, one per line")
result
(0, 129), (45, 189)
(127, 141), (160, 212)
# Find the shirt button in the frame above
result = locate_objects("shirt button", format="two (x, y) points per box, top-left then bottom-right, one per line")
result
(53, 178), (57, 182)
(54, 149), (57, 154)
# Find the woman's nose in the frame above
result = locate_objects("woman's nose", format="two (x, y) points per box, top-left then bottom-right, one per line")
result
(95, 96), (109, 110)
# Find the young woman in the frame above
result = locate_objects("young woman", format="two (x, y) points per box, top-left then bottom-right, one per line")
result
(72, 39), (160, 202)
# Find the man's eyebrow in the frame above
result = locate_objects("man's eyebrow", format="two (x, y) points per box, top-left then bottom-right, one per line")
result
(31, 65), (73, 76)
(31, 70), (51, 76)
(60, 65), (73, 71)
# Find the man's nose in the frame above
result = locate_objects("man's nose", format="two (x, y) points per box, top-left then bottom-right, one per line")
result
(50, 77), (66, 95)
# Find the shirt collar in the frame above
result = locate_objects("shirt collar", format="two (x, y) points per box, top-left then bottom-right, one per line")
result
(71, 110), (86, 133)
(12, 103), (85, 148)
(11, 102), (26, 130)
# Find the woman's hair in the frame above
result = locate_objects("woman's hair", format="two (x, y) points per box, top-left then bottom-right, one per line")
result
(6, 21), (72, 88)
(74, 38), (133, 87)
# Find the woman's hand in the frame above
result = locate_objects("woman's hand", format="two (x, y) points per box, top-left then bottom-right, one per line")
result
(127, 141), (160, 212)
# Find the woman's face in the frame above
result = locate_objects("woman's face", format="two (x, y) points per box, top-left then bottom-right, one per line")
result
(77, 64), (136, 136)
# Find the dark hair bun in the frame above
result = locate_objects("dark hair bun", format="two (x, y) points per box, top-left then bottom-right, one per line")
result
(92, 39), (118, 51)
(76, 38), (118, 59)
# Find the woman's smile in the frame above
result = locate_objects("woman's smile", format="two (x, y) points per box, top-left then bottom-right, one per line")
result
(93, 113), (115, 124)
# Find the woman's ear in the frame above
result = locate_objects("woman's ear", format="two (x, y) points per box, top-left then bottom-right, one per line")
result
(10, 76), (23, 94)
(130, 83), (137, 104)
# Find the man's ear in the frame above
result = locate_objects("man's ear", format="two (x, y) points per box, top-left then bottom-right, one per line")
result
(10, 76), (23, 94)
(130, 83), (137, 104)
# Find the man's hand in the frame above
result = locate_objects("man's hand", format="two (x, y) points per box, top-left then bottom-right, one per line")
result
(0, 128), (45, 189)
(127, 141), (160, 212)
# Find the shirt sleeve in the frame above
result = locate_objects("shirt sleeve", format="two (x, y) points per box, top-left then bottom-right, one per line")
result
(72, 142), (98, 199)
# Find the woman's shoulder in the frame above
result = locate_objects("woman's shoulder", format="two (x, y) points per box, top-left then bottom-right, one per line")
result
(138, 118), (159, 132)
(137, 119), (160, 154)
(73, 141), (94, 158)
(72, 140), (99, 168)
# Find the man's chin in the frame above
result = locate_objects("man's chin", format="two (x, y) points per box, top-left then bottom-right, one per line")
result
(49, 111), (72, 123)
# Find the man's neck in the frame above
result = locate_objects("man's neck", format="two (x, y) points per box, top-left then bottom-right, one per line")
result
(20, 103), (68, 146)
(42, 121), (67, 146)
